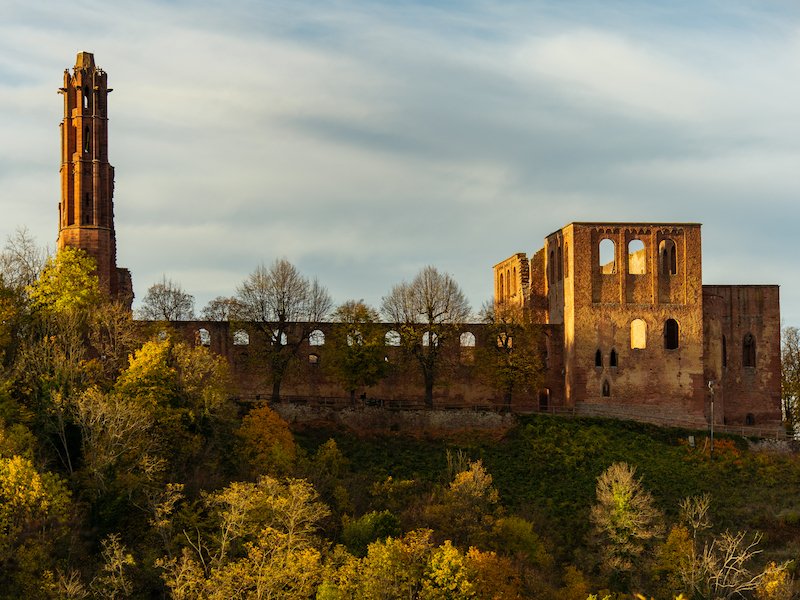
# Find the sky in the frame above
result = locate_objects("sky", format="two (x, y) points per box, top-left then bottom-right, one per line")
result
(1, 0), (800, 323)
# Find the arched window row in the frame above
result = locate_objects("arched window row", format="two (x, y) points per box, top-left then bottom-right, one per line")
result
(595, 348), (619, 369)
(597, 237), (680, 276)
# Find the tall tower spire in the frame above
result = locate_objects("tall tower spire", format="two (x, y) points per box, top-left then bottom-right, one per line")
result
(57, 52), (132, 303)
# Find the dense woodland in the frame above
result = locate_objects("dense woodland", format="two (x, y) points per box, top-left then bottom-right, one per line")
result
(2, 229), (800, 599)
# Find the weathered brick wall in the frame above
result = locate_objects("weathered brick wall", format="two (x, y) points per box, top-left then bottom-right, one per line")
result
(161, 321), (564, 411)
(703, 285), (782, 426)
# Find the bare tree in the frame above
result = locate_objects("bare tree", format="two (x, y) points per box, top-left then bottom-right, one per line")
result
(0, 227), (48, 291)
(201, 296), (243, 321)
(137, 276), (194, 321)
(235, 258), (332, 402)
(381, 266), (470, 407)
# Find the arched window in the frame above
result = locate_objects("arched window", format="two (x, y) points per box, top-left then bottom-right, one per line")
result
(664, 319), (679, 350)
(385, 330), (401, 346)
(628, 239), (646, 275)
(84, 126), (90, 154)
(197, 328), (211, 347)
(602, 380), (611, 397)
(743, 333), (756, 368)
(631, 319), (647, 349)
(506, 269), (511, 297)
(557, 245), (563, 280)
(497, 332), (512, 348)
(595, 349), (603, 368)
(347, 331), (364, 346)
(610, 349), (618, 368)
(233, 329), (250, 346)
(549, 250), (555, 284)
(309, 329), (325, 346)
(422, 331), (438, 347)
(659, 239), (677, 275)
(513, 267), (517, 295)
(498, 273), (504, 301)
(722, 335), (727, 368)
(83, 87), (89, 110)
(599, 239), (616, 274)
(272, 330), (288, 346)
(308, 353), (320, 365)
(460, 332), (476, 347)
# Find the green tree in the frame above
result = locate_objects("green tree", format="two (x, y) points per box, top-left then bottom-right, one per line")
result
(329, 300), (387, 403)
(381, 266), (470, 407)
(157, 476), (330, 599)
(478, 301), (544, 409)
(0, 455), (71, 598)
(425, 460), (500, 548)
(27, 247), (101, 315)
(235, 258), (332, 402)
(590, 462), (663, 589)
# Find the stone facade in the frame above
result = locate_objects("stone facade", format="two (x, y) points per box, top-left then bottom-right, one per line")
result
(494, 222), (782, 428)
(58, 52), (132, 304)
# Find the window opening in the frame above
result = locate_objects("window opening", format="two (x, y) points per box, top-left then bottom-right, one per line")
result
(197, 328), (211, 347)
(722, 335), (727, 368)
(549, 250), (555, 284)
(745, 413), (755, 426)
(631, 319), (647, 349)
(664, 319), (679, 350)
(564, 242), (569, 278)
(628, 239), (646, 275)
(233, 329), (250, 346)
(602, 380), (611, 397)
(498, 273), (504, 301)
(743, 333), (756, 368)
(272, 330), (288, 346)
(538, 388), (550, 411)
(557, 245), (563, 280)
(460, 332), (476, 347)
(423, 331), (438, 347)
(659, 239), (677, 275)
(595, 349), (603, 368)
(610, 349), (618, 368)
(308, 353), (320, 365)
(599, 239), (616, 274)
(385, 330), (401, 346)
(83, 87), (89, 110)
(84, 126), (90, 154)
(309, 329), (325, 346)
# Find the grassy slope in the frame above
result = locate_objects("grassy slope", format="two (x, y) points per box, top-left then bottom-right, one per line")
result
(295, 414), (800, 563)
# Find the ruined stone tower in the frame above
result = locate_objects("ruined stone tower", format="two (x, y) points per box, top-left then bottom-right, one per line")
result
(57, 52), (132, 303)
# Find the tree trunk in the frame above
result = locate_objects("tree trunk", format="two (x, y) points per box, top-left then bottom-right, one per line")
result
(271, 378), (281, 403)
(424, 377), (434, 408)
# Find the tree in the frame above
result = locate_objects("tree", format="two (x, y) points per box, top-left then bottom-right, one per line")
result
(201, 296), (242, 321)
(781, 326), (800, 434)
(478, 301), (544, 409)
(236, 404), (297, 477)
(157, 476), (330, 599)
(27, 247), (101, 315)
(0, 455), (72, 597)
(0, 227), (47, 292)
(235, 258), (332, 402)
(381, 266), (470, 407)
(137, 276), (194, 321)
(329, 300), (388, 403)
(590, 462), (663, 589)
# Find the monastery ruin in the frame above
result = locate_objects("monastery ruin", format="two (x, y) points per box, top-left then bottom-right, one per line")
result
(56, 53), (783, 430)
